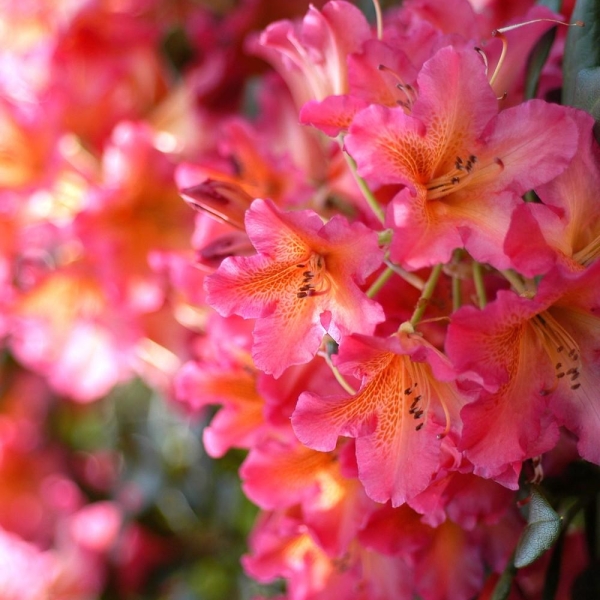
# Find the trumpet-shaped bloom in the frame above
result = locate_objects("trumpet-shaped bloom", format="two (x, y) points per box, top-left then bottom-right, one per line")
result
(251, 1), (372, 106)
(344, 45), (578, 270)
(505, 110), (600, 275)
(241, 434), (374, 557)
(206, 199), (384, 377)
(446, 262), (600, 485)
(292, 332), (467, 506)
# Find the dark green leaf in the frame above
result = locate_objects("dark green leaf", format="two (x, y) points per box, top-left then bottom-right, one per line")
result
(536, 0), (562, 11)
(563, 0), (600, 107)
(525, 27), (557, 100)
(572, 67), (600, 142)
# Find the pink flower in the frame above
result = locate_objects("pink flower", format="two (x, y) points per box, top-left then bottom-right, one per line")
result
(505, 109), (600, 275)
(206, 198), (384, 377)
(446, 262), (600, 485)
(175, 359), (266, 458)
(0, 526), (54, 600)
(292, 332), (467, 506)
(344, 45), (578, 270)
(68, 502), (122, 554)
(243, 509), (415, 600)
(241, 434), (374, 557)
(250, 1), (372, 106)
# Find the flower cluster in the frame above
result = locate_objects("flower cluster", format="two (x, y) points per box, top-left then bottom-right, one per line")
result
(180, 0), (600, 598)
(0, 0), (599, 598)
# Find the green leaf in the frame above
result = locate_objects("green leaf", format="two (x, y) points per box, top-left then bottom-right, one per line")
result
(563, 0), (600, 107)
(572, 67), (600, 142)
(536, 0), (561, 11)
(525, 26), (557, 100)
(514, 488), (563, 568)
(491, 561), (517, 600)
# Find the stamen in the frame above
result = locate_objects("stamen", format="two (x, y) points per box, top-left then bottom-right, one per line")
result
(531, 311), (582, 395)
(378, 64), (416, 109)
(573, 234), (600, 266)
(490, 18), (584, 88)
(401, 359), (450, 436)
(295, 253), (331, 300)
(426, 152), (482, 200)
(474, 47), (489, 77)
(371, 0), (383, 41)
(489, 30), (508, 88)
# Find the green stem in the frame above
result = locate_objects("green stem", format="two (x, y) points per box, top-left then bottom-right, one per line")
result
(472, 261), (487, 308)
(371, 0), (383, 40)
(452, 273), (462, 311)
(383, 259), (425, 290)
(367, 266), (393, 298)
(501, 269), (528, 295)
(343, 151), (386, 224)
(318, 351), (356, 395)
(409, 263), (443, 327)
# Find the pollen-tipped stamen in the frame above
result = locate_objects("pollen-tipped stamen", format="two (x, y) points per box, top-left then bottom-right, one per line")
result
(489, 18), (584, 89)
(295, 253), (331, 299)
(573, 234), (600, 267)
(378, 64), (416, 110)
(426, 153), (478, 199)
(530, 311), (582, 395)
(371, 0), (383, 41)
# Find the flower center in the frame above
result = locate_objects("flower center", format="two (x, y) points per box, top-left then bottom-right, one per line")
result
(295, 253), (330, 299)
(573, 233), (600, 267)
(530, 311), (581, 395)
(425, 153), (505, 201)
(402, 357), (450, 438)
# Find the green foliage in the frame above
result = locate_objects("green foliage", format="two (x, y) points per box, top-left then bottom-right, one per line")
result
(52, 378), (278, 600)
(514, 488), (562, 569)
(563, 0), (600, 140)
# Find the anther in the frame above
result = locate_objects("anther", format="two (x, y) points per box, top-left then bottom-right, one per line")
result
(415, 423), (424, 431)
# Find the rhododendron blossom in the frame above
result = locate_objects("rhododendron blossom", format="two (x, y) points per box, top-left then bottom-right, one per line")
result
(251, 0), (372, 105)
(293, 332), (467, 506)
(206, 198), (384, 377)
(2, 0), (600, 598)
(447, 263), (600, 485)
(345, 45), (578, 269)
